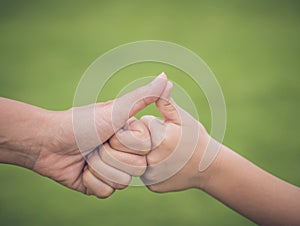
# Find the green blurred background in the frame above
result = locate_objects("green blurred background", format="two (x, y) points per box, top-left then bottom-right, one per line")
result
(1, 0), (300, 225)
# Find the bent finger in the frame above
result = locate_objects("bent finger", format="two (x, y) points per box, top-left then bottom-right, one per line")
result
(83, 168), (115, 199)
(140, 115), (167, 149)
(87, 146), (132, 189)
(100, 142), (147, 177)
(109, 118), (151, 155)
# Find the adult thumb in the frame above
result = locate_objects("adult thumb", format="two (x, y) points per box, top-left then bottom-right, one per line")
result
(104, 73), (168, 139)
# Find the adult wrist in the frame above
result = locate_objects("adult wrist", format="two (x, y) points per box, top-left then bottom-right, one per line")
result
(0, 106), (53, 170)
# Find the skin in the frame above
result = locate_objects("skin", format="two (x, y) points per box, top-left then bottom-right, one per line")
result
(1, 74), (299, 225)
(0, 73), (168, 198)
(110, 82), (300, 226)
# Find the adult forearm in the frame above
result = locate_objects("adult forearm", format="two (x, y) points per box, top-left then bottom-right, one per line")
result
(203, 145), (300, 225)
(0, 98), (50, 169)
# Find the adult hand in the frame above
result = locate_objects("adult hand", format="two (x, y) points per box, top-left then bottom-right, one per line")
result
(85, 117), (150, 197)
(28, 74), (167, 197)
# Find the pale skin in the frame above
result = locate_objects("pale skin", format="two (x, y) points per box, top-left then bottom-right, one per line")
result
(0, 73), (168, 198)
(109, 81), (300, 226)
(0, 75), (300, 225)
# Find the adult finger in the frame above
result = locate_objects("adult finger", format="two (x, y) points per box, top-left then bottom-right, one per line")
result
(98, 73), (168, 142)
(73, 73), (168, 155)
(140, 115), (167, 149)
(87, 144), (132, 189)
(82, 168), (115, 199)
(109, 117), (151, 155)
(100, 143), (147, 177)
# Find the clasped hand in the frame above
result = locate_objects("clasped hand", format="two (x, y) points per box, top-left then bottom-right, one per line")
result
(3, 73), (299, 225)
(81, 74), (211, 198)
(33, 74), (210, 198)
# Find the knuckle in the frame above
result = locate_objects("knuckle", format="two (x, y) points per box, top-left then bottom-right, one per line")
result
(114, 174), (131, 189)
(134, 155), (147, 167)
(97, 186), (115, 199)
(82, 170), (90, 187)
(131, 165), (147, 177)
(123, 174), (132, 186)
(121, 155), (147, 176)
(134, 136), (151, 152)
(109, 135), (122, 150)
(134, 128), (149, 140)
(147, 185), (161, 193)
(158, 101), (174, 112)
(113, 183), (128, 190)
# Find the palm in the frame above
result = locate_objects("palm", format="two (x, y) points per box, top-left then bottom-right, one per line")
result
(37, 148), (86, 192)
(33, 110), (88, 193)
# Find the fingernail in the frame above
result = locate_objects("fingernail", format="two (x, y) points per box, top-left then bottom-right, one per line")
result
(158, 72), (167, 79)
(151, 72), (167, 84)
(167, 81), (173, 89)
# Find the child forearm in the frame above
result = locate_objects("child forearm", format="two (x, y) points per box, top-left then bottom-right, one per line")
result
(203, 144), (300, 226)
